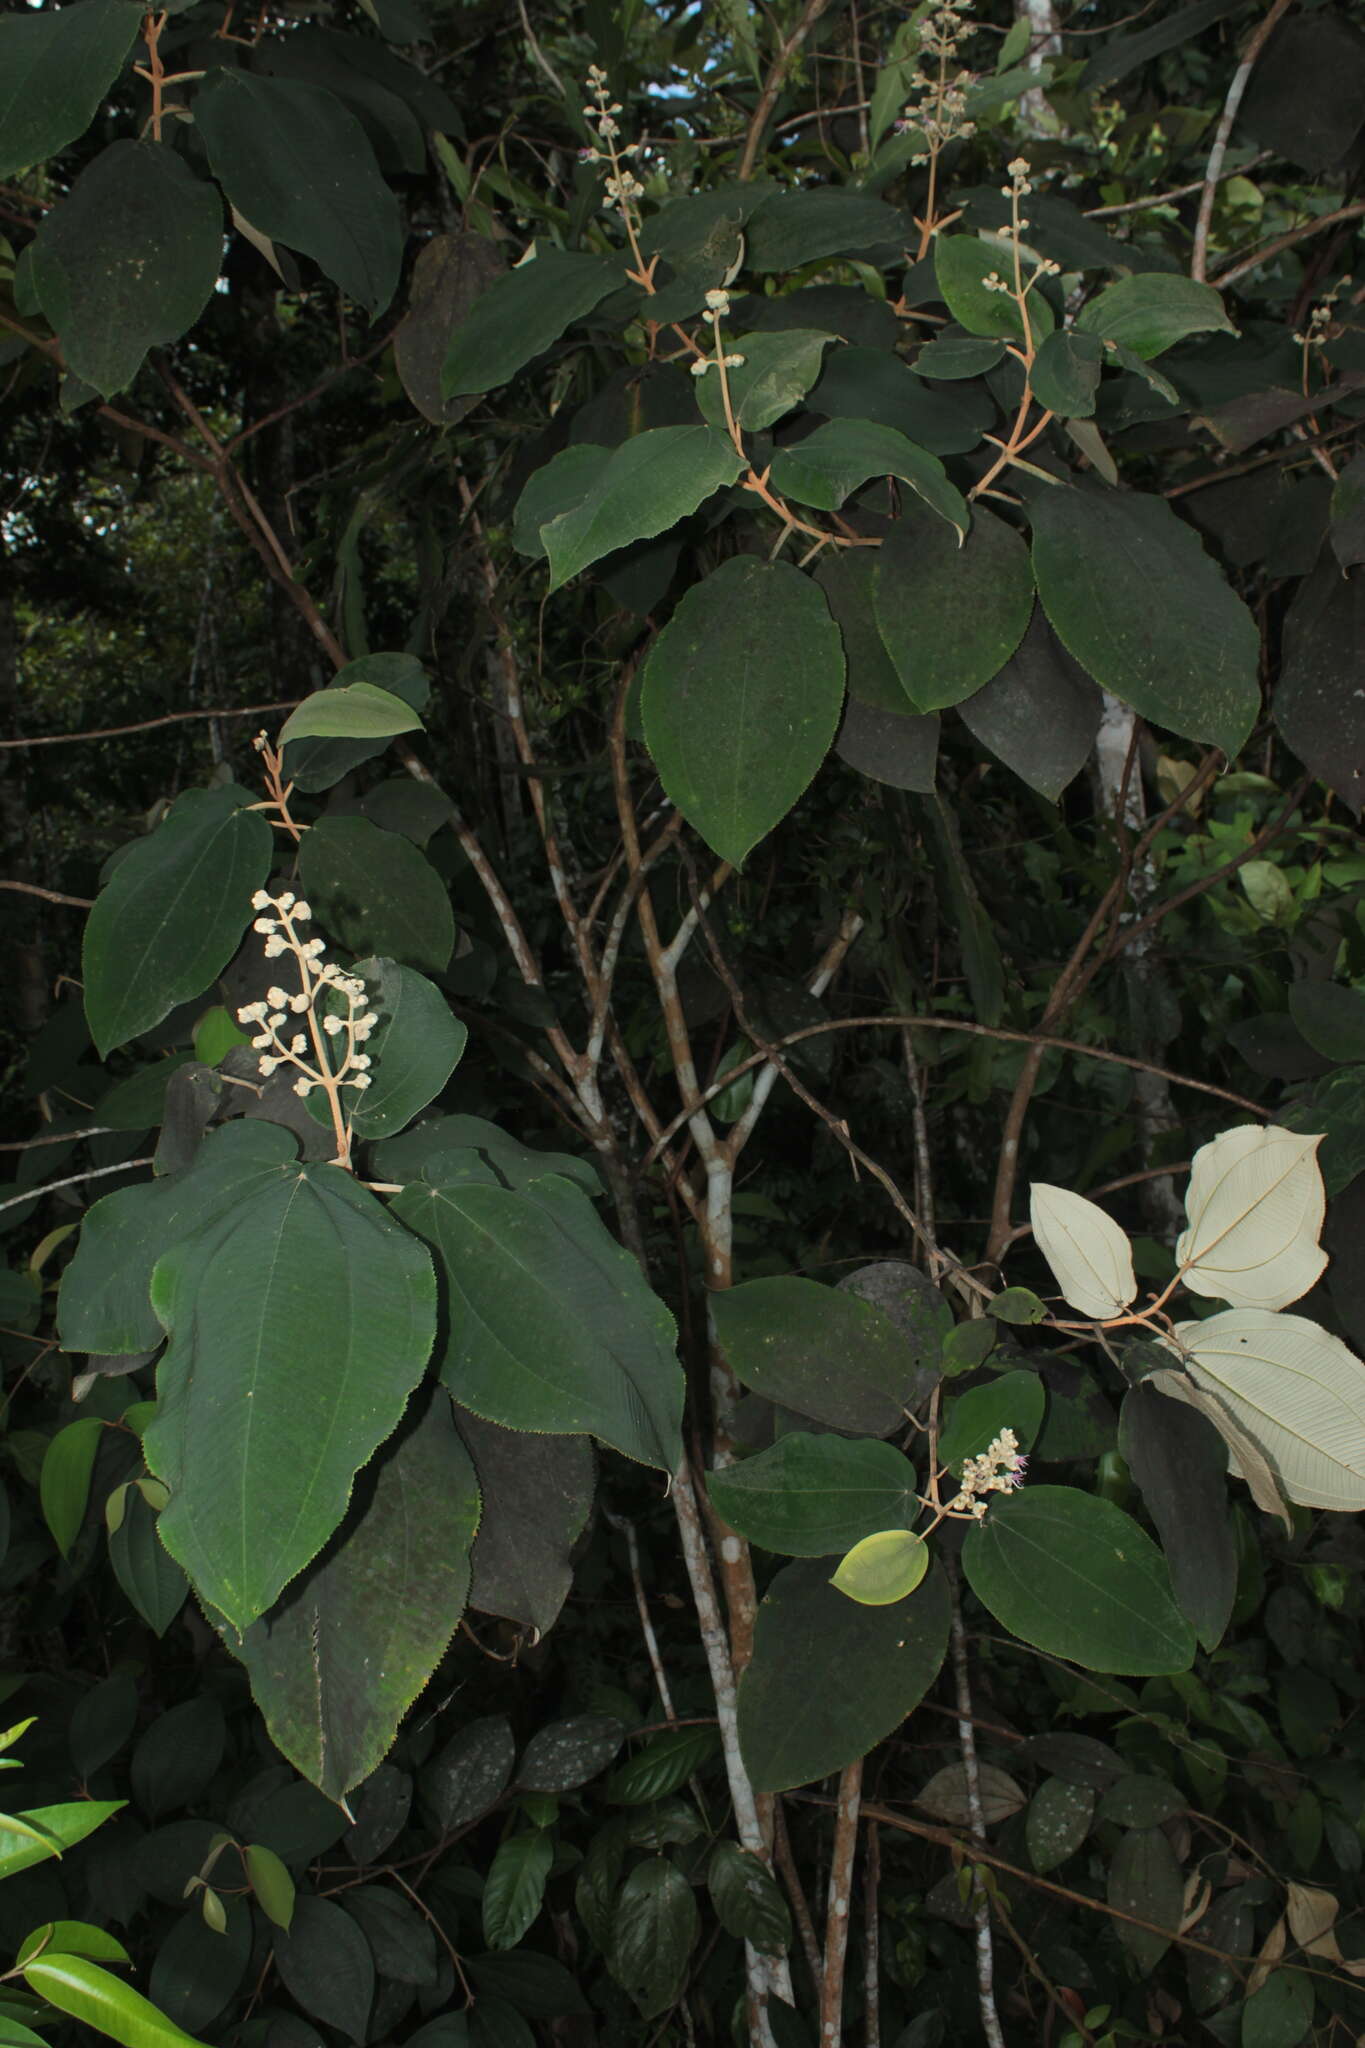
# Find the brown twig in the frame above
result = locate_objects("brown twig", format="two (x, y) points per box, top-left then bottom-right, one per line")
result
(773, 1799), (823, 1996)
(1, 879), (94, 908)
(0, 701), (303, 751)
(1191, 0), (1294, 282)
(1211, 199), (1365, 291)
(738, 0), (841, 180)
(0, 1127), (115, 1151)
(819, 1760), (863, 2048)
(1085, 152), (1273, 217)
(0, 1160), (154, 1216)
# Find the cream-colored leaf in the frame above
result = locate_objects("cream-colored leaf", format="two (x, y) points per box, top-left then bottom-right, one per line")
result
(1247, 1912), (1285, 1997)
(1029, 1184), (1136, 1320)
(1176, 1125), (1327, 1311)
(829, 1528), (928, 1606)
(1147, 1368), (1291, 1530)
(915, 1763), (1025, 1828)
(1286, 1883), (1339, 1957)
(1172, 1310), (1365, 1513)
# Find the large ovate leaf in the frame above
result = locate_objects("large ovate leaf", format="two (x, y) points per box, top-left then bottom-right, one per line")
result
(1119, 1383), (1236, 1652)
(1172, 1310), (1365, 1512)
(196, 71), (400, 317)
(743, 188), (903, 271)
(58, 1122), (294, 1359)
(340, 957), (467, 1142)
(1274, 555), (1365, 817)
(961, 1486), (1197, 1674)
(0, 0), (141, 181)
(442, 249), (623, 397)
(1176, 1125), (1327, 1310)
(1030, 485), (1260, 757)
(738, 1559), (950, 1791)
(1076, 274), (1236, 359)
(392, 1174), (683, 1472)
(277, 684), (422, 749)
(272, 1897), (373, 2042)
(934, 235), (1054, 345)
(936, 1369), (1046, 1472)
(694, 329), (835, 432)
(225, 1395), (478, 1800)
(0, 1801), (123, 1881)
(108, 1488), (188, 1638)
(31, 140), (220, 398)
(873, 503), (1033, 714)
(82, 785), (272, 1058)
(1029, 1184), (1137, 1319)
(606, 1858), (699, 2018)
(707, 1433), (918, 1555)
(958, 608), (1102, 801)
(542, 426), (742, 590)
(1029, 330), (1104, 418)
(143, 1165), (437, 1630)
(298, 816), (454, 975)
(707, 1842), (791, 1956)
(640, 557), (845, 866)
(482, 1831), (552, 1952)
(281, 653), (430, 795)
(455, 1407), (594, 1634)
(712, 1277), (926, 1436)
(22, 1956), (206, 2048)
(768, 418), (968, 534)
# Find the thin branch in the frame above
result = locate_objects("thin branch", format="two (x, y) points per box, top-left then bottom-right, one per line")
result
(819, 1760), (862, 2048)
(604, 1508), (677, 1722)
(0, 308), (209, 466)
(1, 879), (94, 908)
(1085, 151), (1272, 217)
(1211, 199), (1365, 291)
(863, 1822), (881, 2048)
(0, 701), (302, 751)
(0, 1159), (153, 1216)
(947, 1563), (1005, 2048)
(738, 0), (841, 180)
(773, 1799), (824, 1997)
(0, 1127), (114, 1151)
(1191, 0), (1294, 282)
(515, 0), (565, 95)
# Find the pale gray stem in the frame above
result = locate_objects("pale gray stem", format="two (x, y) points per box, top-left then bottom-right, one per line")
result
(0, 1157), (154, 1217)
(947, 1566), (1005, 2048)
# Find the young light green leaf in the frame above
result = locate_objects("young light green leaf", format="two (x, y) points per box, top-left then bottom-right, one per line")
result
(641, 557), (845, 867)
(1075, 274), (1236, 359)
(482, 1831), (552, 1951)
(830, 1528), (929, 1606)
(244, 1844), (295, 1931)
(22, 1955), (206, 2048)
(542, 425), (742, 591)
(1173, 1310), (1365, 1512)
(768, 418), (969, 535)
(16, 1923), (130, 1968)
(40, 1417), (103, 1557)
(1030, 1184), (1137, 1319)
(0, 0), (142, 182)
(1176, 1125), (1327, 1311)
(0, 1801), (119, 1879)
(277, 684), (423, 749)
(82, 786), (273, 1058)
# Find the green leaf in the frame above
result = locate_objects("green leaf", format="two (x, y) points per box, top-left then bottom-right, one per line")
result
(272, 1897), (373, 2042)
(423, 1716), (515, 1831)
(934, 236), (1054, 345)
(1241, 1970), (1314, 2048)
(109, 1488), (189, 1637)
(336, 957), (466, 1141)
(937, 1370), (1046, 1473)
(1107, 1827), (1183, 1972)
(516, 1716), (625, 1793)
(707, 1842), (791, 1956)
(961, 1486), (1197, 1674)
(442, 249), (623, 398)
(40, 1417), (103, 1557)
(482, 1832), (552, 1951)
(1077, 275), (1236, 360)
(542, 425), (742, 591)
(148, 1896), (250, 2034)
(1275, 556), (1365, 817)
(59, 1122), (293, 1359)
(22, 1957), (205, 2048)
(225, 1396), (476, 1799)
(768, 419), (968, 534)
(695, 329), (836, 433)
(191, 1007), (248, 1070)
(738, 1559), (950, 1792)
(830, 1528), (929, 1606)
(16, 1924), (128, 1968)
(712, 1277), (924, 1436)
(874, 504), (1034, 714)
(196, 71), (400, 317)
(744, 189), (902, 270)
(30, 141), (220, 398)
(0, 1801), (122, 1880)
(1029, 330), (1104, 418)
(988, 1287), (1048, 1326)
(940, 1318), (997, 1376)
(912, 333), (1006, 380)
(1026, 1777), (1094, 1873)
(958, 609), (1102, 802)
(143, 1163), (436, 1630)
(277, 684), (422, 749)
(810, 346), (993, 456)
(82, 786), (272, 1058)
(457, 1411), (593, 1635)
(130, 1695), (225, 1817)
(298, 817), (455, 975)
(606, 1859), (699, 2018)
(707, 1433), (918, 1556)
(244, 1844), (295, 1931)
(513, 446), (611, 559)
(1289, 981), (1365, 1064)
(1030, 486), (1260, 757)
(1330, 448), (1365, 570)
(603, 1727), (718, 1806)
(281, 654), (430, 795)
(0, 0), (141, 180)
(69, 1675), (137, 1778)
(641, 557), (845, 866)
(393, 1174), (683, 1472)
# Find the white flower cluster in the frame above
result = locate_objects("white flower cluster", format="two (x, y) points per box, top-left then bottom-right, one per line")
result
(949, 1427), (1028, 1520)
(580, 63), (644, 211)
(991, 158), (1062, 277)
(692, 288), (745, 377)
(238, 890), (379, 1101)
(896, 1), (977, 161)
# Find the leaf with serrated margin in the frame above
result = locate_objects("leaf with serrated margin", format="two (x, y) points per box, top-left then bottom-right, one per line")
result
(0, 0), (142, 181)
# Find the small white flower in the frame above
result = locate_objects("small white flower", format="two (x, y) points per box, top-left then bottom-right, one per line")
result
(259, 1055), (279, 1076)
(294, 1078), (312, 1098)
(290, 1034), (307, 1054)
(704, 287), (730, 313)
(289, 993), (309, 1014)
(266, 985), (287, 1009)
(323, 1014), (344, 1036)
(723, 352), (745, 368)
(252, 917), (277, 934)
(277, 892), (295, 910)
(352, 1054), (372, 1071)
(264, 935), (287, 958)
(349, 1074), (371, 1091)
(292, 901), (311, 922)
(250, 889), (272, 911)
(304, 938), (325, 959)
(690, 359), (710, 378)
(251, 1032), (272, 1050)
